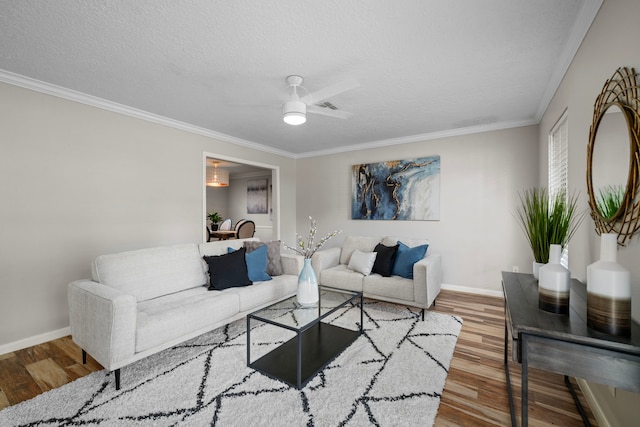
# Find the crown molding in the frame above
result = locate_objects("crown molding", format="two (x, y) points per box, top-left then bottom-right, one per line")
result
(1, 66), (559, 160)
(534, 0), (603, 121)
(0, 69), (297, 159)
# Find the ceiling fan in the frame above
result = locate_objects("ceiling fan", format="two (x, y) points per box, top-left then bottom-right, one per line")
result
(282, 75), (359, 125)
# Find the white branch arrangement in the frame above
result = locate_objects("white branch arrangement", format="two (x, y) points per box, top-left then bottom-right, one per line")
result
(283, 216), (341, 259)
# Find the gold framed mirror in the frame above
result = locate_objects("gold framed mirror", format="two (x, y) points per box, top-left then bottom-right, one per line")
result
(587, 67), (640, 245)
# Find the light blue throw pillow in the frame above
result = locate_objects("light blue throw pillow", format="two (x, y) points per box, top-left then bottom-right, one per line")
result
(228, 245), (272, 282)
(391, 241), (428, 279)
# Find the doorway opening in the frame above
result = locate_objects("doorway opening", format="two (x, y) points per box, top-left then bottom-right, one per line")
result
(203, 152), (280, 242)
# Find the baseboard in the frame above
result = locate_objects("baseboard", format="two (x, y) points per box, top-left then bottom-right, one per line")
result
(576, 378), (613, 427)
(441, 283), (503, 298)
(0, 327), (71, 356)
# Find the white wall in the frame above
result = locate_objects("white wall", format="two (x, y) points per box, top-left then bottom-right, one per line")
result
(0, 82), (297, 350)
(538, 0), (640, 424)
(206, 186), (230, 224)
(295, 125), (539, 292)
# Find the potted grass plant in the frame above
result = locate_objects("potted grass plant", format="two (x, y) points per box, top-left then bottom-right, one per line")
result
(595, 184), (625, 219)
(515, 187), (585, 278)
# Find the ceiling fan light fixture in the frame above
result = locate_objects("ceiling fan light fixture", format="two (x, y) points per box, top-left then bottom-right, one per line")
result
(283, 100), (306, 125)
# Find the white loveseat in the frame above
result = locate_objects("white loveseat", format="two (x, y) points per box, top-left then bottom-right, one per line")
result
(68, 238), (301, 389)
(312, 236), (441, 319)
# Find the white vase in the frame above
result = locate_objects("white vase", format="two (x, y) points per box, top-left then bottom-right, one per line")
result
(297, 258), (319, 306)
(533, 261), (545, 279)
(587, 233), (631, 336)
(538, 244), (570, 314)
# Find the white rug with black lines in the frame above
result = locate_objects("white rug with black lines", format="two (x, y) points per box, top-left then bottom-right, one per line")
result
(1, 301), (463, 426)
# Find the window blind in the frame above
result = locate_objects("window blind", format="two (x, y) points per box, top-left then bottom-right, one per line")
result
(548, 110), (569, 267)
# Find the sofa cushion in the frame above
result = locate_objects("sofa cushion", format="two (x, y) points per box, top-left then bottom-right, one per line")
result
(391, 242), (429, 279)
(228, 245), (271, 282)
(348, 250), (377, 275)
(204, 248), (252, 290)
(372, 243), (399, 277)
(135, 287), (240, 352)
(226, 275), (297, 312)
(199, 238), (260, 257)
(339, 236), (383, 265)
(318, 264), (365, 292)
(363, 274), (415, 302)
(244, 240), (284, 276)
(91, 244), (207, 302)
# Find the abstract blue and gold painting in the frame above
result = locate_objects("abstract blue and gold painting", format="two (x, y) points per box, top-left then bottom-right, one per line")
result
(351, 156), (440, 220)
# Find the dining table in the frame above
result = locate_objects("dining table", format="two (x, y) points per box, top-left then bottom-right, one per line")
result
(209, 230), (237, 240)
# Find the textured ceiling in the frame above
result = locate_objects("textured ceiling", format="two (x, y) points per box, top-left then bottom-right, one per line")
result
(0, 0), (601, 157)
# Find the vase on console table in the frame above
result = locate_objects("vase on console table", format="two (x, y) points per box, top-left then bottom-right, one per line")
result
(538, 244), (570, 314)
(587, 233), (631, 336)
(533, 261), (545, 280)
(297, 258), (319, 306)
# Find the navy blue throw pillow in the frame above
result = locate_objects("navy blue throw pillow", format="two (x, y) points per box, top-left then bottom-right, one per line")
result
(372, 243), (399, 277)
(204, 247), (252, 290)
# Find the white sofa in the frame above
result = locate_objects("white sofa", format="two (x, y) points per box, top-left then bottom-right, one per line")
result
(68, 238), (301, 389)
(311, 236), (441, 319)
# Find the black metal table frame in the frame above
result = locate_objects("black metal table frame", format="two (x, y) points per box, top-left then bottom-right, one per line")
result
(246, 288), (364, 389)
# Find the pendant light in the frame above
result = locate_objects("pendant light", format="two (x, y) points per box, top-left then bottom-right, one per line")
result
(206, 162), (229, 187)
(283, 100), (306, 125)
(283, 75), (306, 125)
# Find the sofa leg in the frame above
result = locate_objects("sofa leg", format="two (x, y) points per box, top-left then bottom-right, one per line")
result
(82, 349), (87, 364)
(421, 308), (425, 321)
(114, 369), (121, 390)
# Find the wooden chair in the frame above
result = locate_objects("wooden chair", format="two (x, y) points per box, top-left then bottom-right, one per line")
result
(232, 219), (247, 234)
(236, 220), (255, 238)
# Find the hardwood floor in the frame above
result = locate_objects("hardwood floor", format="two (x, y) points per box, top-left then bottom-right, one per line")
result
(0, 290), (598, 426)
(434, 290), (598, 426)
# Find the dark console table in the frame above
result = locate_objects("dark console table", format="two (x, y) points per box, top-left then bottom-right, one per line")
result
(502, 271), (640, 427)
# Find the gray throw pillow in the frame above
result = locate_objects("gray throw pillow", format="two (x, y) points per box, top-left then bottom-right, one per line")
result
(244, 240), (284, 276)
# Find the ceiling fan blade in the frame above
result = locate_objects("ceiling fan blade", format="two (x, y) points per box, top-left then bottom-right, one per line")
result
(307, 105), (353, 119)
(300, 78), (359, 105)
(226, 102), (280, 108)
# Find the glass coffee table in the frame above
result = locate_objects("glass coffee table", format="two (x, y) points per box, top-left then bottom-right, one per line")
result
(246, 286), (363, 389)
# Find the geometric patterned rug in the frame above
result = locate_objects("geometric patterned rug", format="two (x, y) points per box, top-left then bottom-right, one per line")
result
(0, 301), (462, 426)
